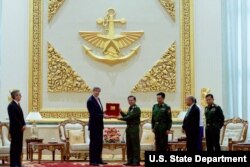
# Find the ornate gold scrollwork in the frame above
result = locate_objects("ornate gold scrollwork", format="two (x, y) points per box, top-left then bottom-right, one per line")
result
(181, 0), (194, 109)
(48, 0), (65, 22)
(29, 0), (194, 118)
(40, 109), (181, 120)
(79, 8), (144, 65)
(29, 0), (42, 111)
(47, 42), (91, 92)
(132, 42), (176, 93)
(159, 0), (175, 21)
(201, 88), (211, 107)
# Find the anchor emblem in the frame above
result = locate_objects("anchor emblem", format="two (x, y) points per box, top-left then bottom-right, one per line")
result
(79, 8), (144, 65)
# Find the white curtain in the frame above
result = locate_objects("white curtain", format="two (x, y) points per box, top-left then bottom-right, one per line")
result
(222, 0), (250, 132)
(0, 0), (2, 90)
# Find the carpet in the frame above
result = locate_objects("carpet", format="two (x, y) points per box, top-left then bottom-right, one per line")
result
(23, 162), (144, 167)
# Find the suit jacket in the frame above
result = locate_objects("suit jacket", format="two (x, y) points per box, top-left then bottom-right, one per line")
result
(7, 101), (26, 134)
(182, 104), (200, 136)
(87, 95), (104, 130)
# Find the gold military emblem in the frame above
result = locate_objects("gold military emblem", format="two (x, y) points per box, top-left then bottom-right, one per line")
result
(79, 8), (144, 65)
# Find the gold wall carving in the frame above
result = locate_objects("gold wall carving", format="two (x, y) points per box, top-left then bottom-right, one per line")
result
(40, 109), (181, 120)
(29, 0), (194, 119)
(201, 88), (211, 107)
(181, 0), (194, 109)
(48, 0), (65, 22)
(159, 0), (175, 21)
(132, 42), (176, 93)
(48, 42), (91, 92)
(29, 0), (42, 112)
(79, 8), (144, 65)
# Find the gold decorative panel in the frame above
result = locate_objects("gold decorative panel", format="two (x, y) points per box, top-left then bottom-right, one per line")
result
(40, 109), (181, 120)
(159, 0), (175, 21)
(180, 0), (194, 109)
(29, 0), (42, 111)
(132, 42), (176, 93)
(48, 0), (65, 22)
(29, 0), (194, 119)
(48, 42), (91, 92)
(201, 88), (211, 107)
(79, 8), (144, 65)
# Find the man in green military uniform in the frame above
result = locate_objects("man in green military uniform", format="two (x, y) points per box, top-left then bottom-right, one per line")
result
(152, 92), (172, 151)
(205, 94), (225, 151)
(119, 95), (141, 166)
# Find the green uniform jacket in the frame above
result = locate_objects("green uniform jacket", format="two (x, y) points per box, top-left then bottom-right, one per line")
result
(151, 103), (172, 133)
(205, 104), (225, 129)
(120, 105), (141, 125)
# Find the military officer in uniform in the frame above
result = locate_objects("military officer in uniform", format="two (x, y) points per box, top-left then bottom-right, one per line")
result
(152, 92), (172, 151)
(205, 94), (225, 151)
(119, 95), (141, 166)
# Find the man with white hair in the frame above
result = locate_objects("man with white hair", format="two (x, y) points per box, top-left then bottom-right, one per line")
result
(182, 96), (200, 152)
(87, 87), (109, 166)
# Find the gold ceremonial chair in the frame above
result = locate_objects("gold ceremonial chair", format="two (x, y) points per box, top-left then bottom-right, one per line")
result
(58, 119), (89, 160)
(220, 117), (248, 151)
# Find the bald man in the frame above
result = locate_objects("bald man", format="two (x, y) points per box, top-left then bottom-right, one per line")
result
(182, 96), (200, 152)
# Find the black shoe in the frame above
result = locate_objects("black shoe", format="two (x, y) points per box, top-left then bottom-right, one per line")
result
(90, 163), (100, 166)
(123, 162), (132, 166)
(130, 163), (140, 166)
(99, 161), (108, 164)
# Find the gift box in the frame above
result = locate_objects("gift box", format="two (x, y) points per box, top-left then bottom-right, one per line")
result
(105, 103), (120, 117)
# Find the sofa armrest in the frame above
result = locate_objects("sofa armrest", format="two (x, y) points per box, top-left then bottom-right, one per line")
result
(228, 138), (245, 151)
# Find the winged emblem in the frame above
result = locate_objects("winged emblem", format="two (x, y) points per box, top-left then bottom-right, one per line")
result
(79, 8), (144, 65)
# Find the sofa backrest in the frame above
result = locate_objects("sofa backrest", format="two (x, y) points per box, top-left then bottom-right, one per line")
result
(58, 119), (87, 143)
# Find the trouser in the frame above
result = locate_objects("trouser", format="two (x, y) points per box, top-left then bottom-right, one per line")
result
(89, 128), (103, 163)
(154, 131), (168, 151)
(206, 126), (221, 151)
(198, 126), (204, 151)
(126, 125), (140, 164)
(10, 131), (23, 167)
(186, 129), (199, 152)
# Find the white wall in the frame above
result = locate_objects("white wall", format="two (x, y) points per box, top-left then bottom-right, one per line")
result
(0, 0), (224, 121)
(0, 0), (29, 121)
(194, 0), (223, 111)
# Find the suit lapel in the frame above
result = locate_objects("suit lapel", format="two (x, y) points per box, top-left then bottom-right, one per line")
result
(185, 104), (195, 119)
(92, 95), (103, 111)
(14, 101), (24, 114)
(98, 98), (103, 111)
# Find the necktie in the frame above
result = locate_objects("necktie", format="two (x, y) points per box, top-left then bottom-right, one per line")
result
(96, 98), (103, 111)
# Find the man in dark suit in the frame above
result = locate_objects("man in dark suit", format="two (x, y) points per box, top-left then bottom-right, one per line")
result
(7, 90), (26, 167)
(182, 96), (200, 152)
(87, 87), (109, 166)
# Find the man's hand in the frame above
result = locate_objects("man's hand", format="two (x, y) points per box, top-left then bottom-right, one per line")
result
(166, 130), (171, 135)
(117, 117), (123, 120)
(21, 126), (26, 131)
(104, 114), (110, 119)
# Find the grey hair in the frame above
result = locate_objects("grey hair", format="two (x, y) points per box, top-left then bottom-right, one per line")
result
(10, 89), (20, 99)
(187, 96), (196, 103)
(92, 86), (101, 91)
